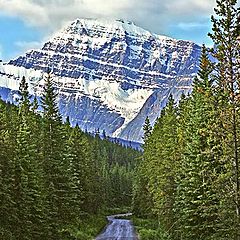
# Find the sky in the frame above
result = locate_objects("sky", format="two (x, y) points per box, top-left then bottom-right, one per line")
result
(0, 0), (218, 61)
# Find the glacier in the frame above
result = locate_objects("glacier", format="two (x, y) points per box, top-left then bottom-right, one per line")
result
(0, 18), (201, 143)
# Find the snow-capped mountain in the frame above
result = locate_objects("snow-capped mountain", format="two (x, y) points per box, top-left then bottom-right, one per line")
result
(0, 18), (201, 143)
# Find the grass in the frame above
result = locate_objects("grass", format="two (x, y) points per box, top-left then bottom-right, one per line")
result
(132, 216), (170, 240)
(62, 207), (133, 240)
(61, 213), (107, 240)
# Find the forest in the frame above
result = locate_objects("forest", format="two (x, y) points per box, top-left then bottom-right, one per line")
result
(132, 0), (240, 239)
(0, 0), (240, 240)
(0, 74), (141, 239)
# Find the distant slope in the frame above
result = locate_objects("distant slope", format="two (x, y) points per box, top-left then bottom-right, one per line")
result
(0, 18), (201, 143)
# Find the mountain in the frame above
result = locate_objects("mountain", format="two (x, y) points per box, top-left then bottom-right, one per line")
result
(0, 18), (201, 143)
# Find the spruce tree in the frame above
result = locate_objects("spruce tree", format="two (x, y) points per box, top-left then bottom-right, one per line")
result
(209, 0), (240, 237)
(13, 76), (44, 239)
(132, 115), (156, 217)
(40, 72), (70, 238)
(148, 96), (179, 232)
(174, 46), (223, 240)
(0, 100), (16, 239)
(143, 116), (152, 143)
(63, 123), (86, 218)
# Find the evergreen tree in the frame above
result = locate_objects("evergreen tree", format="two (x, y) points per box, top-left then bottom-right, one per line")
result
(143, 116), (152, 143)
(65, 124), (99, 215)
(209, 0), (240, 237)
(133, 96), (181, 231)
(174, 46), (223, 240)
(0, 100), (17, 239)
(132, 116), (154, 217)
(40, 73), (71, 238)
(15, 77), (44, 239)
(0, 74), (140, 239)
(148, 96), (179, 232)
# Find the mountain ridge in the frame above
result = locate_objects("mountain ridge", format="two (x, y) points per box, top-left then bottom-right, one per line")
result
(0, 18), (201, 143)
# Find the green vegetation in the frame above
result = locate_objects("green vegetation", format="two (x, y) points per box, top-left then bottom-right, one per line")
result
(0, 73), (140, 240)
(133, 217), (170, 240)
(60, 214), (107, 240)
(1, 0), (239, 239)
(132, 0), (240, 239)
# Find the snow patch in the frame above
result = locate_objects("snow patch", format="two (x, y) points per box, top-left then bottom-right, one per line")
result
(0, 63), (153, 127)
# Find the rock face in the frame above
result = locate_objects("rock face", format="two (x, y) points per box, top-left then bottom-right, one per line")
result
(0, 18), (201, 143)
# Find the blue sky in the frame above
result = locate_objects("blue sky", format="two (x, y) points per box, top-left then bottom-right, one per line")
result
(0, 0), (216, 61)
(0, 14), (44, 60)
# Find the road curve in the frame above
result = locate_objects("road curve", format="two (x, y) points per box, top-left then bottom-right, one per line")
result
(96, 213), (138, 240)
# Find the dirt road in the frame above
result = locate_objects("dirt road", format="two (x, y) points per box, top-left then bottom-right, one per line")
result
(96, 213), (138, 240)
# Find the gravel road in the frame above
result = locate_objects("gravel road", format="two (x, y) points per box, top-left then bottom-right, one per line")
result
(96, 213), (138, 240)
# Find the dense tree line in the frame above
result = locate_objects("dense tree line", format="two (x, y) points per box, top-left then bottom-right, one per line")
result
(133, 0), (240, 239)
(0, 73), (140, 240)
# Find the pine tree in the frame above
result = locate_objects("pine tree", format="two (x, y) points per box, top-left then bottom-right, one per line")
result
(209, 0), (240, 237)
(0, 100), (17, 239)
(0, 74), (140, 239)
(132, 115), (156, 217)
(12, 76), (44, 239)
(40, 72), (70, 238)
(148, 96), (179, 232)
(63, 123), (86, 218)
(132, 161), (154, 217)
(174, 46), (224, 239)
(3, 103), (19, 237)
(143, 116), (152, 144)
(98, 145), (111, 206)
(133, 96), (181, 231)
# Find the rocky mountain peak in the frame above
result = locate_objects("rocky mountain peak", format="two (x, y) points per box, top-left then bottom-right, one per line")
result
(0, 18), (202, 144)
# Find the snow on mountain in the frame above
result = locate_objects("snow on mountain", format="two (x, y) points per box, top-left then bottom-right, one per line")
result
(0, 18), (201, 143)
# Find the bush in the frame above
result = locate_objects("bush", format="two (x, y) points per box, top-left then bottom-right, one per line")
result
(138, 229), (159, 240)
(132, 217), (170, 240)
(61, 214), (107, 240)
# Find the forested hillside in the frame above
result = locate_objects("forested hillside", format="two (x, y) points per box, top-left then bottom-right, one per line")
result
(0, 74), (140, 240)
(1, 0), (239, 240)
(132, 0), (240, 239)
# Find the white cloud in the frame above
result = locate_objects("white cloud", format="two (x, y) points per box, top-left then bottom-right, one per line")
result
(166, 0), (215, 16)
(177, 21), (209, 30)
(0, 0), (216, 35)
(14, 40), (43, 52)
(0, 0), (49, 26)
